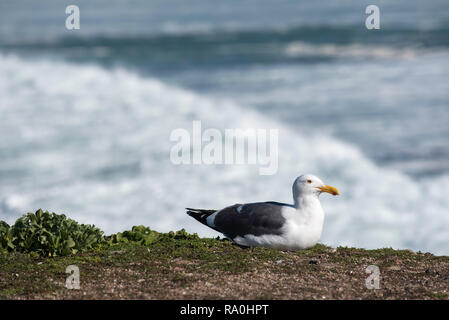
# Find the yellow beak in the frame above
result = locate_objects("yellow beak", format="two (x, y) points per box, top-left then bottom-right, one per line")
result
(318, 185), (339, 196)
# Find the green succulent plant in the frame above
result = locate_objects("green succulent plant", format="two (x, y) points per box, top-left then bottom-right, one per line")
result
(105, 225), (199, 246)
(0, 221), (14, 252)
(1, 209), (200, 257)
(1, 209), (104, 256)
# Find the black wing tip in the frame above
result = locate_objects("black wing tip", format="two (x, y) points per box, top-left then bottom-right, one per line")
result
(185, 208), (217, 213)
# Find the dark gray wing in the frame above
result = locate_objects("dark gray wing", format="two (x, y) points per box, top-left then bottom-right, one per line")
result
(214, 202), (288, 239)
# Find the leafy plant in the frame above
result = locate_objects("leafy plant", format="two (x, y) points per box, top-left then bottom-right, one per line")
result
(105, 225), (159, 246)
(0, 221), (14, 252)
(1, 210), (200, 257)
(105, 226), (199, 246)
(163, 228), (200, 241)
(5, 209), (105, 256)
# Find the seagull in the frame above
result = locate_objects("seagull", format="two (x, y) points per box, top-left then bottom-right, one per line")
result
(186, 174), (339, 250)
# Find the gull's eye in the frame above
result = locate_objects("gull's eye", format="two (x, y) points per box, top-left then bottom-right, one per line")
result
(307, 179), (312, 184)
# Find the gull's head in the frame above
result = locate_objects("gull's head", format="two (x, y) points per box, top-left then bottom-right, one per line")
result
(293, 174), (339, 198)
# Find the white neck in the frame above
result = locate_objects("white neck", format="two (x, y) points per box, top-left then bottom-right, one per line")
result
(294, 193), (319, 209)
(293, 194), (324, 225)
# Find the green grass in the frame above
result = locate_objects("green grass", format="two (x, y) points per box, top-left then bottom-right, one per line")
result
(1, 210), (449, 300)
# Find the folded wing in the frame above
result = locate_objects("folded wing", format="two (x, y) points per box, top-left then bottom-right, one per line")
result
(214, 202), (287, 239)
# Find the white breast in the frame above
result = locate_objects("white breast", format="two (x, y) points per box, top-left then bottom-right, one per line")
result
(233, 204), (325, 250)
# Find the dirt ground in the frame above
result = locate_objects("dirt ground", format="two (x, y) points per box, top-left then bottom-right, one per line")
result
(1, 239), (448, 299)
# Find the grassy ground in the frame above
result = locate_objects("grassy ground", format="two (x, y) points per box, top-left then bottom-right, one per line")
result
(1, 237), (448, 299)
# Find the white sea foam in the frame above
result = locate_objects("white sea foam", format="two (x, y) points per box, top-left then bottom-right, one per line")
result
(285, 41), (420, 60)
(1, 53), (448, 254)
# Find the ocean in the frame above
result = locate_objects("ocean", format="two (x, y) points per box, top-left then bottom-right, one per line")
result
(1, 0), (449, 254)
